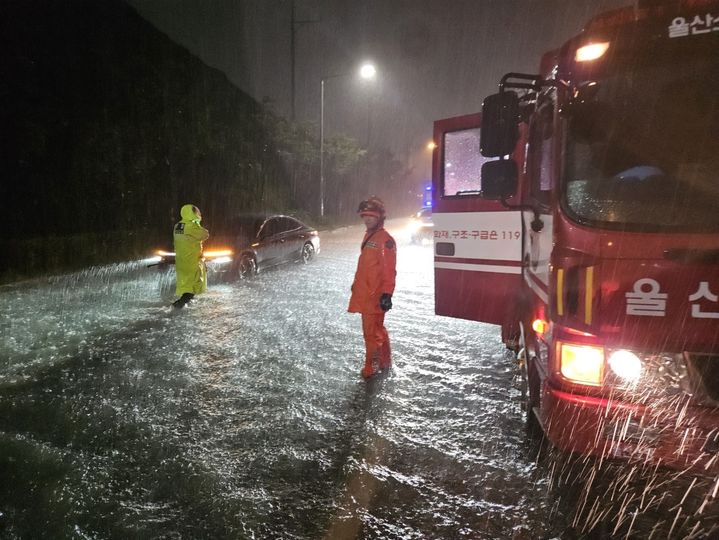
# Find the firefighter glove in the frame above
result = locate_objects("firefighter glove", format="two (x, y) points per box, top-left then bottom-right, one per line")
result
(379, 293), (393, 312)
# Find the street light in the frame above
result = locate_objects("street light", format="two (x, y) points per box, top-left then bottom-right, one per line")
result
(359, 63), (376, 80)
(320, 62), (377, 217)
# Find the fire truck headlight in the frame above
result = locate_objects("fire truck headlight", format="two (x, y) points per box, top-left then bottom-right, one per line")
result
(559, 342), (604, 386)
(575, 42), (609, 62)
(607, 350), (642, 382)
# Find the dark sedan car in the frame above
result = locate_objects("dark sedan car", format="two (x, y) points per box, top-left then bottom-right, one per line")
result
(151, 214), (320, 281)
(217, 214), (320, 278)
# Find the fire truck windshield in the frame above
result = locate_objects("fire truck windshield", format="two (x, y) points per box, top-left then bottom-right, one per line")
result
(563, 40), (719, 232)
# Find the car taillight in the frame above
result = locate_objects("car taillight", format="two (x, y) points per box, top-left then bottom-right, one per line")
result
(557, 341), (604, 386)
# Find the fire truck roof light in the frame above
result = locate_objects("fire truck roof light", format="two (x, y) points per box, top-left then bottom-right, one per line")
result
(575, 42), (610, 62)
(559, 342), (604, 386)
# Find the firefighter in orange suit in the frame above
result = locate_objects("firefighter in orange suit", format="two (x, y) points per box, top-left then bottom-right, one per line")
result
(348, 197), (397, 379)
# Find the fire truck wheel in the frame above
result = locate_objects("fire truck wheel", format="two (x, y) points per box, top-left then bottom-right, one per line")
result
(524, 357), (543, 442)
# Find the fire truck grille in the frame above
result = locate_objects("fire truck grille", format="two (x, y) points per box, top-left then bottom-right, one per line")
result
(685, 353), (719, 403)
(704, 430), (719, 454)
(603, 354), (679, 408)
(607, 352), (717, 408)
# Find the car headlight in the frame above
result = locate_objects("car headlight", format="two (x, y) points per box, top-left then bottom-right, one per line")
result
(203, 249), (233, 265)
(207, 256), (232, 265)
(408, 219), (421, 233)
(204, 249), (233, 259)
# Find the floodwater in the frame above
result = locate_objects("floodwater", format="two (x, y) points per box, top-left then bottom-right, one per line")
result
(1, 220), (717, 539)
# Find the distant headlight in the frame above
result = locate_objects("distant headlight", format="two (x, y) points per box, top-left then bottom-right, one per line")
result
(407, 219), (421, 233)
(608, 350), (642, 382)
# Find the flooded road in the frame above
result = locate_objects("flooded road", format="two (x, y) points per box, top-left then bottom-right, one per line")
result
(1, 220), (717, 539)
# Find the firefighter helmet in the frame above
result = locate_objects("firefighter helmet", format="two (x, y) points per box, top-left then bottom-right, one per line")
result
(357, 196), (386, 219)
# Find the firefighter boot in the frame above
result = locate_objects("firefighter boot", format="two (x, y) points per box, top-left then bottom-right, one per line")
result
(379, 339), (392, 370)
(361, 350), (380, 379)
(172, 293), (195, 309)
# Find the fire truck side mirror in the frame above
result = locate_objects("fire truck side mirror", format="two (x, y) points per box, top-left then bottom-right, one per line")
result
(480, 92), (519, 157)
(480, 159), (518, 200)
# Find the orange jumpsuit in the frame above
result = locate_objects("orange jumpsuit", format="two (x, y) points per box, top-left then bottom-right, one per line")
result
(348, 227), (397, 376)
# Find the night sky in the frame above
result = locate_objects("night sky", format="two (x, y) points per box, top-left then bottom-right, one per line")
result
(127, 0), (630, 183)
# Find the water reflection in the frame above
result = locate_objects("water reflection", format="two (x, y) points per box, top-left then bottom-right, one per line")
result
(0, 221), (717, 538)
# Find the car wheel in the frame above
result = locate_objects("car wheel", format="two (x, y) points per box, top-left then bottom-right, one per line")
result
(301, 242), (315, 264)
(237, 254), (257, 279)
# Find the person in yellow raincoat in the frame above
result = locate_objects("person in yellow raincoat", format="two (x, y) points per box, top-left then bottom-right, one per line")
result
(348, 197), (396, 378)
(172, 204), (209, 308)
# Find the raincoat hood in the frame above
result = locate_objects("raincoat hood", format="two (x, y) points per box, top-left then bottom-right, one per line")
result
(180, 204), (201, 223)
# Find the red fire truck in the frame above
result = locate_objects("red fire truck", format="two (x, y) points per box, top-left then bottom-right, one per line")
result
(432, 0), (719, 471)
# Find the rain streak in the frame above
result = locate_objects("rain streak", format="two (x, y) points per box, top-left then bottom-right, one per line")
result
(3, 0), (719, 538)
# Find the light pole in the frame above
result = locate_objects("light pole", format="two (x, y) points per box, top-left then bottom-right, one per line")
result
(319, 62), (377, 217)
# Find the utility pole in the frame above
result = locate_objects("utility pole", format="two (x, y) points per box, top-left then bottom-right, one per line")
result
(365, 91), (373, 148)
(290, 0), (319, 122)
(320, 64), (377, 217)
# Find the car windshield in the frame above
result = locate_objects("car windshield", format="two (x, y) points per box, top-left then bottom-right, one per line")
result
(564, 37), (719, 232)
(230, 216), (265, 244)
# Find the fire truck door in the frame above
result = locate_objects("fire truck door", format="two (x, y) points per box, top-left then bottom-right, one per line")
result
(432, 113), (523, 325)
(523, 99), (555, 309)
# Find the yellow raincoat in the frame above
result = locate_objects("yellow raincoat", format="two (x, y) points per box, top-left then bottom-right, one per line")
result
(173, 204), (210, 296)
